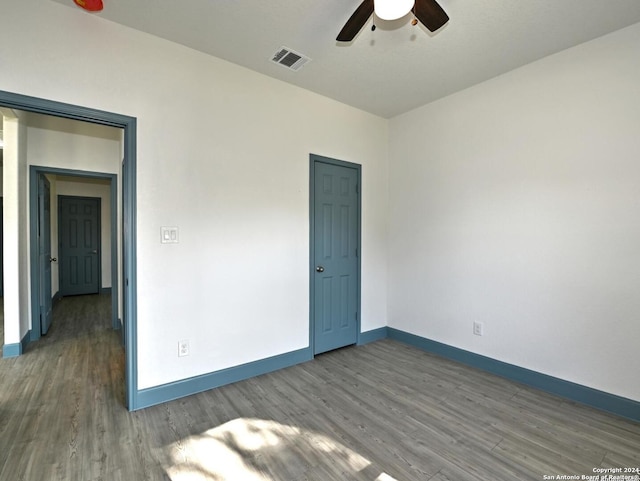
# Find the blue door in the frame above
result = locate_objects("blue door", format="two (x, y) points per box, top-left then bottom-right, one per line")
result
(38, 175), (53, 335)
(312, 157), (360, 354)
(59, 196), (101, 296)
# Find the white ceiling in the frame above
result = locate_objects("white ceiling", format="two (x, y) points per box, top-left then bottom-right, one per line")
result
(51, 0), (640, 118)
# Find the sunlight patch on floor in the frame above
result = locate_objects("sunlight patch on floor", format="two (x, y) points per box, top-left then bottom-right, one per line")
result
(165, 417), (397, 480)
(376, 473), (399, 481)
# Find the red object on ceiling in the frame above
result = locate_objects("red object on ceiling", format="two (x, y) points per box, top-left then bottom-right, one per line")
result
(74, 0), (103, 12)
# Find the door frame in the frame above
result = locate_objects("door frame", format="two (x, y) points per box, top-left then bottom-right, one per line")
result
(32, 178), (110, 321)
(0, 89), (138, 411)
(309, 153), (362, 354)
(58, 194), (103, 297)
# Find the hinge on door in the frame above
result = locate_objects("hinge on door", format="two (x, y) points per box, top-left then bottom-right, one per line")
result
(355, 248), (358, 257)
(355, 311), (358, 321)
(356, 184), (359, 194)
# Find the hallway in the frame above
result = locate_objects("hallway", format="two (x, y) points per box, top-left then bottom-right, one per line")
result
(0, 294), (130, 480)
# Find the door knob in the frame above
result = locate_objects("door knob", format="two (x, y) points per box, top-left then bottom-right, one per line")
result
(316, 266), (325, 273)
(49, 257), (57, 263)
(91, 250), (98, 254)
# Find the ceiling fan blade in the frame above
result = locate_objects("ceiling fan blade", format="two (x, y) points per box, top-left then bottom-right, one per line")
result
(337, 0), (374, 42)
(413, 0), (449, 32)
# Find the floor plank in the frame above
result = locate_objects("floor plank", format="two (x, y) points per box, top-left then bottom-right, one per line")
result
(1, 295), (639, 480)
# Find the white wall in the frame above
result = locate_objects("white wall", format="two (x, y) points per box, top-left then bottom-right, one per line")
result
(26, 114), (122, 294)
(26, 115), (120, 306)
(1, 110), (30, 345)
(1, 114), (3, 195)
(26, 114), (121, 174)
(2, 0), (636, 406)
(0, 0), (389, 388)
(389, 23), (640, 402)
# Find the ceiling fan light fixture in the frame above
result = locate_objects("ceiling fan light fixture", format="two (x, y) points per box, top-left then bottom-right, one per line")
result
(374, 0), (415, 21)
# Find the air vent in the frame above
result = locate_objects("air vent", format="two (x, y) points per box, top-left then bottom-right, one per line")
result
(271, 47), (311, 71)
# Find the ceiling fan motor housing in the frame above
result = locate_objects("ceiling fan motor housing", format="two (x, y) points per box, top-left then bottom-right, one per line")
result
(337, 0), (448, 42)
(374, 0), (415, 21)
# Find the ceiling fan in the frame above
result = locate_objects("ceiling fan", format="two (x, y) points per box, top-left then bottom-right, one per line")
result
(337, 0), (449, 42)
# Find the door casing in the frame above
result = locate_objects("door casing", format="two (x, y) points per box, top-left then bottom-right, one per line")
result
(0, 89), (138, 411)
(30, 168), (116, 337)
(309, 153), (362, 354)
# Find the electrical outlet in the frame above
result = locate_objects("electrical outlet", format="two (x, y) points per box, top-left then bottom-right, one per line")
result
(178, 340), (190, 357)
(473, 321), (484, 336)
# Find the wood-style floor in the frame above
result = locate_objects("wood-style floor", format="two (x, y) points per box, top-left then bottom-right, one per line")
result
(1, 296), (638, 481)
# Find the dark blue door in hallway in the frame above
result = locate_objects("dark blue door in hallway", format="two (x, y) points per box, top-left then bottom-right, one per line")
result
(313, 160), (360, 354)
(59, 196), (100, 296)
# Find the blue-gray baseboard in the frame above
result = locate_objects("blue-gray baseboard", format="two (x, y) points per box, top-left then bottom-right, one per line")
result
(135, 346), (313, 410)
(131, 326), (639, 422)
(2, 329), (32, 358)
(386, 327), (640, 423)
(134, 328), (391, 410)
(358, 326), (388, 345)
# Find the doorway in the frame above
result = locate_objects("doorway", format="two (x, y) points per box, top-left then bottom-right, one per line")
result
(0, 89), (138, 410)
(309, 154), (362, 355)
(31, 169), (117, 340)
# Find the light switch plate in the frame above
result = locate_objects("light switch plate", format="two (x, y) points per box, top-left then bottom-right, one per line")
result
(161, 226), (179, 244)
